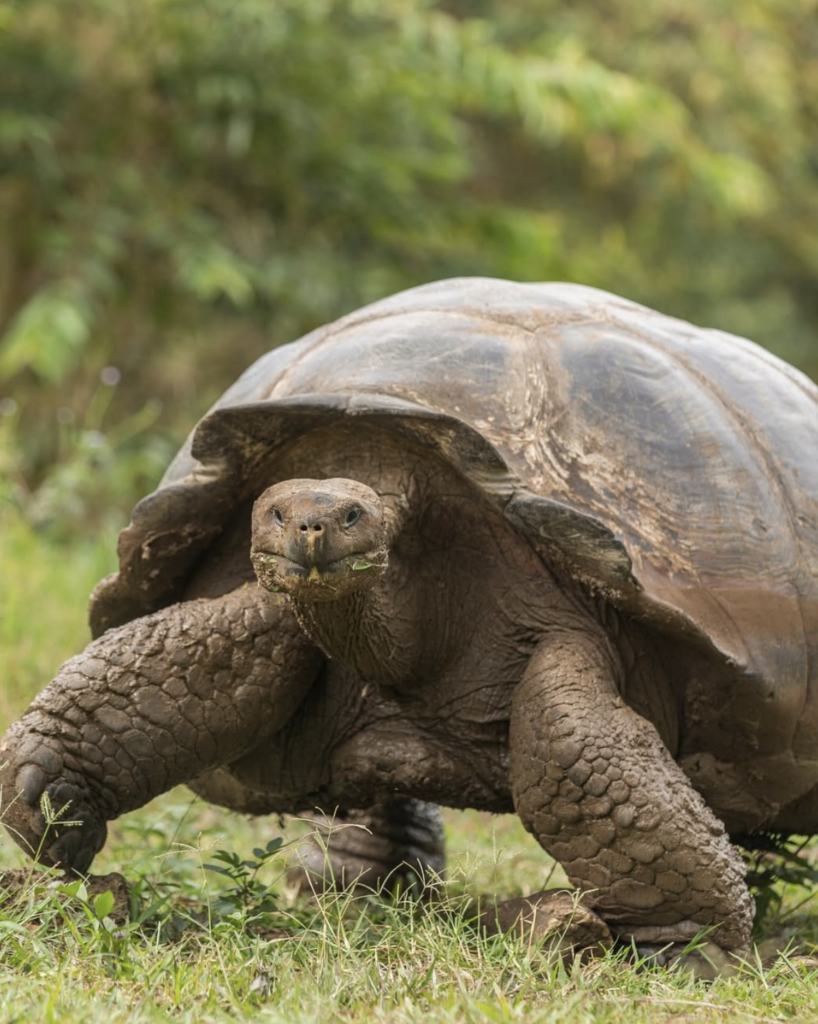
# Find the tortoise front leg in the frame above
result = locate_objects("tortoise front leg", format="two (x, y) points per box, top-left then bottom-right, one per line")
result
(0, 587), (322, 872)
(509, 633), (754, 954)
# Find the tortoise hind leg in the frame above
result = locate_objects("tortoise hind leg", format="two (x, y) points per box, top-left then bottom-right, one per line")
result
(290, 800), (446, 894)
(187, 777), (446, 893)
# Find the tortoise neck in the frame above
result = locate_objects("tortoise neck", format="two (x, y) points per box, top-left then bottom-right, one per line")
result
(290, 555), (432, 688)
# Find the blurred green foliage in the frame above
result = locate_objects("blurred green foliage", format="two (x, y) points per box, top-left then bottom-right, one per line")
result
(1, 0), (816, 533)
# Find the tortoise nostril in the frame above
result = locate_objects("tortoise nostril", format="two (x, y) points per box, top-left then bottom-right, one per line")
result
(299, 521), (325, 534)
(313, 524), (323, 533)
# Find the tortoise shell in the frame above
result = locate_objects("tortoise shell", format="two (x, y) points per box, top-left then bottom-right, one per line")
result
(90, 278), (818, 719)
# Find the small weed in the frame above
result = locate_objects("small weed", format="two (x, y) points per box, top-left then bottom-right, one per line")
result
(39, 791), (83, 832)
(54, 879), (130, 960)
(204, 837), (286, 922)
(737, 832), (818, 928)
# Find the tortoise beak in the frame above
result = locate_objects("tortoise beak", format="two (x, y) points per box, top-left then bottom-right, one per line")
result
(285, 513), (337, 570)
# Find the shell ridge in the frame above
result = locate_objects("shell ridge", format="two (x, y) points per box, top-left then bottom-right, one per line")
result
(706, 327), (818, 406)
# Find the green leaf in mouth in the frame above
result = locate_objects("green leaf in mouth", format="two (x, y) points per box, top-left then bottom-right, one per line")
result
(352, 559), (373, 570)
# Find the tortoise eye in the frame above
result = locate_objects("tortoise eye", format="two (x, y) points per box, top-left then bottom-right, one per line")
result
(272, 508), (284, 526)
(344, 506), (362, 527)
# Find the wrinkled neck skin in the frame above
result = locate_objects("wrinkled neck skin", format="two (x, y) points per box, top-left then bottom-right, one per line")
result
(289, 500), (432, 687)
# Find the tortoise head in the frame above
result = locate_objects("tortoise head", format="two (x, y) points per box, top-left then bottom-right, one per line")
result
(251, 478), (389, 601)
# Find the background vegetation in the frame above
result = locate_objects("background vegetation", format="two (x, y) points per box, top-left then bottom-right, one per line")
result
(2, 1), (818, 1019)
(2, 0), (817, 531)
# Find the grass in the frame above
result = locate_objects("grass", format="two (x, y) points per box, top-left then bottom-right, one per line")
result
(2, 511), (818, 1023)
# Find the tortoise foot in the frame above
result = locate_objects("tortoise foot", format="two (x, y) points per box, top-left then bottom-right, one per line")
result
(289, 801), (446, 895)
(630, 939), (741, 979)
(482, 889), (613, 957)
(288, 837), (431, 894)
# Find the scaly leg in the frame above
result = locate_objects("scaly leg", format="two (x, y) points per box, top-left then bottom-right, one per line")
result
(0, 587), (322, 872)
(509, 633), (753, 953)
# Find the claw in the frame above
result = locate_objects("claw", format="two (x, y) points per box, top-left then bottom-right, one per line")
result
(37, 782), (107, 873)
(46, 822), (106, 875)
(16, 764), (47, 806)
(1, 770), (108, 873)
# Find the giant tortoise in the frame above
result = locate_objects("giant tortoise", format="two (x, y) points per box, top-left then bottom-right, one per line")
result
(4, 277), (818, 957)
